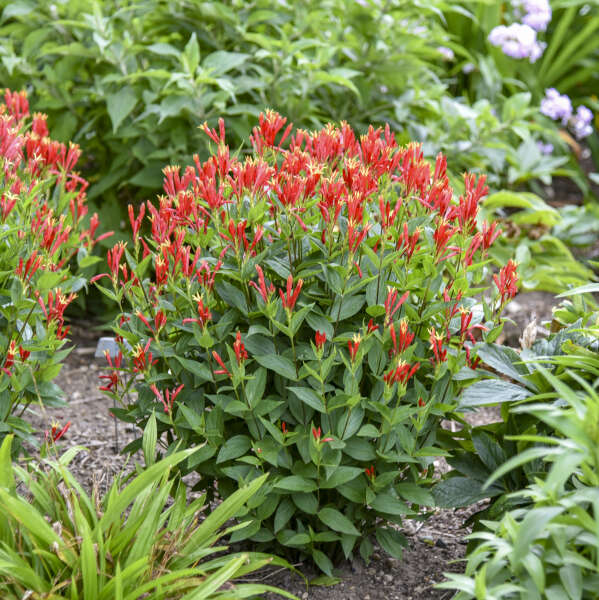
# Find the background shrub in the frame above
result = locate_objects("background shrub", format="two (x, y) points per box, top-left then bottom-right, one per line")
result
(95, 112), (517, 571)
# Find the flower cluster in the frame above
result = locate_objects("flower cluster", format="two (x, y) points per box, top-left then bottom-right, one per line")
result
(513, 0), (552, 32)
(0, 89), (106, 454)
(488, 23), (544, 62)
(540, 88), (594, 140)
(488, 0), (551, 61)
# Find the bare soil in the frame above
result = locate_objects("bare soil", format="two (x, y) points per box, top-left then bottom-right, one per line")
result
(24, 288), (555, 599)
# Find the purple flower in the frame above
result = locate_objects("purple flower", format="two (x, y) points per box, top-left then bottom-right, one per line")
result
(488, 23), (544, 63)
(571, 105), (593, 139)
(540, 88), (573, 124)
(513, 0), (552, 32)
(537, 141), (554, 155)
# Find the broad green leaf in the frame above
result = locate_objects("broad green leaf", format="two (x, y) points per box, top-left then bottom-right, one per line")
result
(318, 507), (360, 536)
(216, 435), (252, 464)
(274, 476), (317, 493)
(254, 355), (297, 381)
(459, 380), (531, 408)
(375, 528), (407, 559)
(288, 386), (325, 412)
(106, 87), (138, 133)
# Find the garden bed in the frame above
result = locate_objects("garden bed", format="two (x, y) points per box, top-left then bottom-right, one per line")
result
(32, 288), (555, 600)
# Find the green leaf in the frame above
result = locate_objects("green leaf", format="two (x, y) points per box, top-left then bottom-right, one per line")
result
(215, 281), (248, 315)
(330, 294), (365, 321)
(318, 508), (360, 536)
(245, 368), (267, 408)
(396, 483), (433, 506)
(370, 493), (409, 516)
(142, 413), (157, 467)
(557, 283), (599, 298)
(432, 477), (495, 508)
(254, 355), (297, 381)
(274, 476), (317, 493)
(459, 380), (531, 408)
(216, 435), (252, 464)
(288, 386), (325, 412)
(106, 87), (138, 133)
(476, 344), (532, 388)
(320, 466), (363, 489)
(375, 528), (407, 559)
(183, 33), (200, 74)
(274, 498), (295, 533)
(203, 51), (249, 75)
(312, 550), (334, 576)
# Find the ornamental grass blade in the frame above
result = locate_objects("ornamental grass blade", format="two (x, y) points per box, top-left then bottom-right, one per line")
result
(180, 554), (247, 599)
(176, 474), (267, 566)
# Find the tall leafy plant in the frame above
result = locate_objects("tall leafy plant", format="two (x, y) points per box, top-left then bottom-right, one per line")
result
(94, 111), (517, 571)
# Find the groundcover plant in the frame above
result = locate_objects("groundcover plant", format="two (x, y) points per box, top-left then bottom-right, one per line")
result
(94, 111), (518, 572)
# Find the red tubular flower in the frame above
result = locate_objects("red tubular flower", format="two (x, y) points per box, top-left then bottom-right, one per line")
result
(347, 223), (370, 254)
(463, 233), (482, 267)
(183, 294), (212, 328)
(397, 223), (420, 262)
(132, 339), (157, 373)
(465, 346), (481, 370)
(281, 421), (287, 435)
(365, 465), (376, 481)
(233, 331), (248, 365)
(251, 109), (293, 149)
(481, 220), (501, 251)
(16, 250), (42, 283)
(2, 340), (17, 376)
(433, 219), (459, 263)
(367, 319), (379, 334)
(249, 264), (275, 304)
(46, 421), (71, 443)
(458, 173), (488, 234)
(212, 350), (231, 377)
(384, 288), (409, 326)
(201, 117), (227, 146)
(154, 310), (167, 332)
(18, 345), (30, 361)
(315, 330), (327, 351)
(383, 360), (420, 387)
(312, 426), (333, 444)
(151, 383), (184, 413)
(279, 274), (303, 312)
(429, 328), (447, 365)
(389, 319), (414, 356)
(418, 397), (426, 407)
(348, 334), (361, 362)
(494, 260), (519, 305)
(128, 203), (145, 243)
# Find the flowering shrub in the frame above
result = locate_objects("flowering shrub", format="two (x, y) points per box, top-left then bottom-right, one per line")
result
(95, 111), (517, 571)
(0, 89), (109, 455)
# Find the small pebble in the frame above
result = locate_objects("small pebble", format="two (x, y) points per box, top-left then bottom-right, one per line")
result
(384, 573), (394, 584)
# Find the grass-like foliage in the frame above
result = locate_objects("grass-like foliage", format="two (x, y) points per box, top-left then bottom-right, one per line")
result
(0, 433), (298, 599)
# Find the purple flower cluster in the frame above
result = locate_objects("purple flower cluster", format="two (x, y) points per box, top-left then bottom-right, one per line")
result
(540, 88), (594, 139)
(540, 88), (572, 124)
(571, 106), (593, 140)
(514, 0), (552, 32)
(488, 23), (544, 62)
(488, 0), (551, 61)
